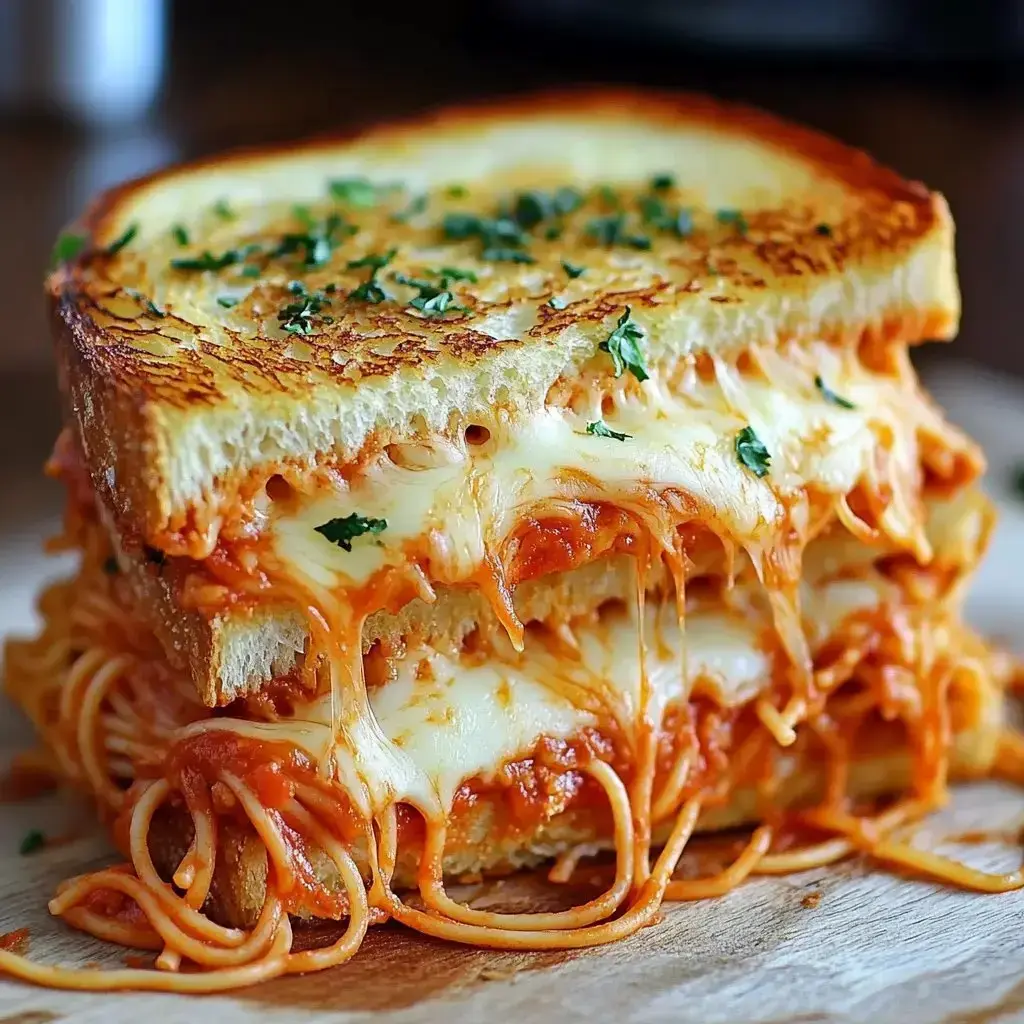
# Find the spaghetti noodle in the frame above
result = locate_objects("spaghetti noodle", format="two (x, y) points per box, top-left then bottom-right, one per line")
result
(0, 506), (1021, 993)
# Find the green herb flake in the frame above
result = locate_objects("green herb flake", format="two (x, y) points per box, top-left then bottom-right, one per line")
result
(548, 296), (569, 310)
(19, 830), (45, 856)
(481, 247), (535, 264)
(391, 193), (428, 223)
(815, 223), (833, 237)
(51, 232), (87, 267)
(347, 249), (397, 272)
(315, 513), (388, 551)
(561, 260), (585, 279)
(217, 295), (239, 309)
(171, 224), (189, 246)
(213, 199), (235, 220)
(240, 264), (261, 278)
(552, 186), (584, 215)
(125, 288), (165, 318)
(735, 426), (771, 478)
(599, 307), (649, 383)
(103, 556), (120, 575)
(349, 280), (387, 304)
(106, 223), (138, 256)
(437, 266), (477, 284)
(544, 225), (563, 241)
(650, 173), (675, 191)
(446, 184), (468, 198)
(815, 375), (855, 410)
(329, 177), (378, 208)
(512, 190), (551, 230)
(171, 249), (241, 272)
(716, 208), (749, 235)
(585, 213), (649, 250)
(273, 212), (351, 269)
(280, 284), (333, 330)
(586, 420), (632, 442)
(597, 184), (619, 208)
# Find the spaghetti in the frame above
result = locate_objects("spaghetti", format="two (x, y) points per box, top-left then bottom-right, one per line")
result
(1, 509), (1021, 993)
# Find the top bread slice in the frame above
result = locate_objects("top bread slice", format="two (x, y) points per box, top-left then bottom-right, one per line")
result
(49, 87), (958, 553)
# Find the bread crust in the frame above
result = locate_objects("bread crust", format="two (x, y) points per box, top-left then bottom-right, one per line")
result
(49, 87), (959, 550)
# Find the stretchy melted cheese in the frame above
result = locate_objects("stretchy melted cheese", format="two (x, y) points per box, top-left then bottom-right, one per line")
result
(270, 347), (950, 601)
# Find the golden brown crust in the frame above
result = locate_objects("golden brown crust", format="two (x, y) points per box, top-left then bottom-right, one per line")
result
(49, 87), (959, 548)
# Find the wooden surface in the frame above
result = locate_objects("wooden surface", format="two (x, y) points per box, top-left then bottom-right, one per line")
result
(0, 361), (1023, 1021)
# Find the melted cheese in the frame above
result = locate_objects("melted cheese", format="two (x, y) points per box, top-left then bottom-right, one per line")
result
(270, 350), (938, 599)
(193, 575), (890, 814)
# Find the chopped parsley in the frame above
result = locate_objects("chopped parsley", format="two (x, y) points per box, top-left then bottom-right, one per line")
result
(103, 556), (119, 575)
(394, 272), (468, 316)
(815, 223), (833, 237)
(171, 249), (243, 272)
(391, 193), (428, 223)
(553, 186), (584, 215)
(512, 190), (550, 230)
(446, 184), (468, 198)
(274, 212), (352, 269)
(347, 249), (395, 304)
(548, 296), (569, 310)
(329, 177), (378, 208)
(442, 211), (534, 263)
(125, 288), (165, 317)
(216, 295), (238, 309)
(596, 184), (619, 208)
(585, 213), (650, 250)
(279, 282), (332, 332)
(19, 830), (45, 856)
(437, 266), (477, 284)
(639, 195), (693, 238)
(814, 375), (855, 410)
(545, 225), (563, 241)
(106, 223), (138, 256)
(171, 224), (189, 246)
(561, 260), (585, 279)
(51, 232), (87, 267)
(315, 513), (388, 551)
(213, 199), (235, 220)
(735, 426), (771, 478)
(240, 264), (261, 278)
(586, 420), (632, 442)
(599, 307), (649, 383)
(716, 208), (749, 235)
(650, 173), (675, 191)
(347, 249), (397, 273)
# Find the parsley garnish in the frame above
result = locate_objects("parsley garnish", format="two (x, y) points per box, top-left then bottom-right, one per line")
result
(585, 213), (650, 250)
(561, 260), (585, 279)
(442, 212), (533, 262)
(548, 296), (569, 310)
(586, 420), (632, 441)
(639, 196), (693, 238)
(599, 308), (649, 383)
(394, 273), (468, 316)
(213, 199), (235, 220)
(815, 223), (832, 237)
(19, 830), (45, 856)
(279, 282), (332, 331)
(545, 225), (563, 241)
(329, 177), (377, 208)
(446, 184), (468, 198)
(437, 266), (477, 284)
(240, 264), (261, 278)
(735, 426), (771, 478)
(217, 295), (238, 308)
(512, 191), (550, 230)
(391, 193), (428, 223)
(103, 556), (119, 574)
(553, 187), (584, 215)
(171, 249), (242, 272)
(347, 250), (396, 273)
(596, 184), (619, 208)
(349, 280), (387, 303)
(315, 514), (388, 551)
(716, 208), (749, 235)
(650, 173), (675, 191)
(171, 224), (189, 246)
(815, 375), (855, 410)
(106, 223), (138, 256)
(274, 212), (352, 269)
(125, 288), (165, 317)
(51, 232), (87, 267)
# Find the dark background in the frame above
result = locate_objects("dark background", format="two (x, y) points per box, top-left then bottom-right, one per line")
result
(1, 0), (1022, 390)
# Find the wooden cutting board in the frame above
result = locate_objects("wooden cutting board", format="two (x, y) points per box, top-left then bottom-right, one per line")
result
(1, 362), (1023, 1024)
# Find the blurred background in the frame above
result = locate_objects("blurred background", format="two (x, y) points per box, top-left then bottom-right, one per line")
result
(0, 0), (1022, 514)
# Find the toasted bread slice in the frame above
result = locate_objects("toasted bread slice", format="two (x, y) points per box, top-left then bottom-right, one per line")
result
(110, 487), (993, 707)
(50, 88), (958, 553)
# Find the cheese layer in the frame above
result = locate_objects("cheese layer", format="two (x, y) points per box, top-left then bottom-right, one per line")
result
(269, 345), (958, 599)
(199, 572), (890, 813)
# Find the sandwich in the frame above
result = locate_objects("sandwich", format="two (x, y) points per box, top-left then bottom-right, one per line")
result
(2, 88), (1021, 993)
